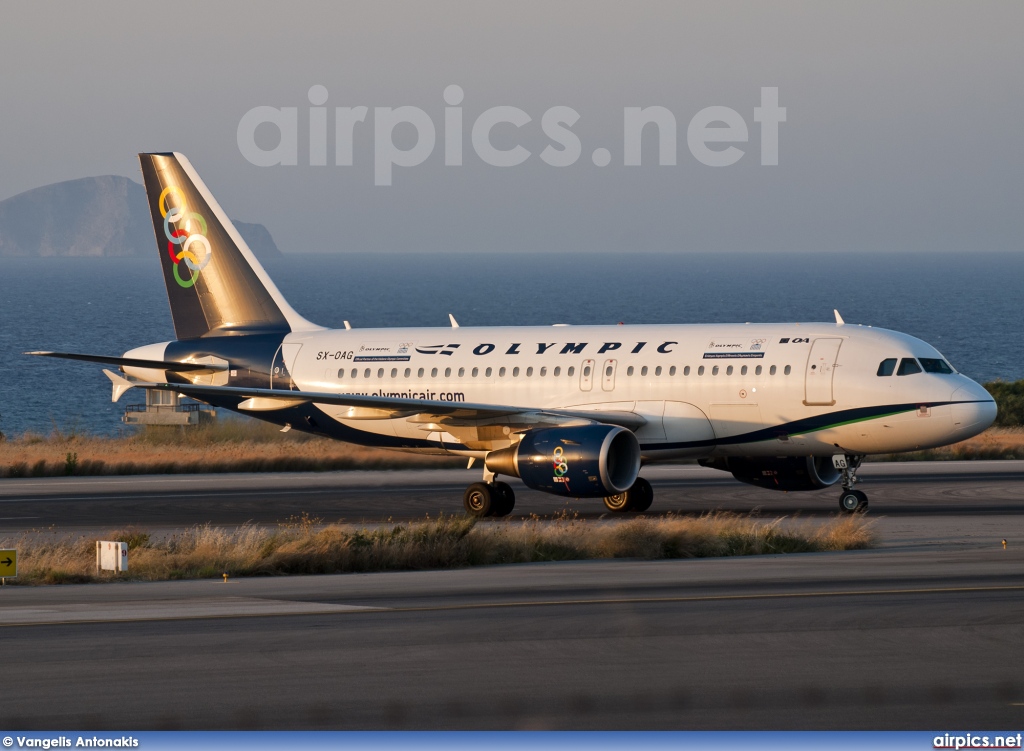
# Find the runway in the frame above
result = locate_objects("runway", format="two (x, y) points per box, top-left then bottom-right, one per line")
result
(0, 460), (1023, 531)
(1, 545), (1023, 729)
(0, 461), (1022, 729)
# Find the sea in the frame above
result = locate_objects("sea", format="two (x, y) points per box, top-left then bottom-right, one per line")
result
(0, 252), (1021, 437)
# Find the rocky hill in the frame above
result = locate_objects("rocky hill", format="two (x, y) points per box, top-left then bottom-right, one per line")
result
(0, 175), (282, 259)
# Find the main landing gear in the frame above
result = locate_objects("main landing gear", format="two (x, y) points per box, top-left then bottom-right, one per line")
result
(463, 481), (515, 518)
(834, 454), (868, 513)
(603, 477), (654, 513)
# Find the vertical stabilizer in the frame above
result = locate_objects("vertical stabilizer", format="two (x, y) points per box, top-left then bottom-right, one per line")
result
(138, 152), (322, 340)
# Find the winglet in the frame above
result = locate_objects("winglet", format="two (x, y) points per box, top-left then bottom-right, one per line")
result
(449, 313), (459, 328)
(834, 309), (845, 326)
(103, 369), (136, 403)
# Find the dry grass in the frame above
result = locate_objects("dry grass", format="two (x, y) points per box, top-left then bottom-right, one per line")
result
(0, 419), (461, 478)
(2, 423), (1022, 479)
(2, 512), (874, 585)
(871, 427), (1024, 461)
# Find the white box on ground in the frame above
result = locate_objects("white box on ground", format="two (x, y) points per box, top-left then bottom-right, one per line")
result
(97, 541), (128, 572)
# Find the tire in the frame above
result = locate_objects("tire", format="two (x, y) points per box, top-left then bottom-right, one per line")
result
(604, 492), (632, 512)
(629, 477), (654, 513)
(839, 489), (868, 514)
(464, 482), (495, 517)
(492, 481), (515, 518)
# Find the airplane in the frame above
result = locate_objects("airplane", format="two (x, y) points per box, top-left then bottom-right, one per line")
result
(28, 152), (997, 517)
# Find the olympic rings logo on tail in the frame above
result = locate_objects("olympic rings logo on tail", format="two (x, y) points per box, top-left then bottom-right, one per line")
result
(159, 185), (212, 288)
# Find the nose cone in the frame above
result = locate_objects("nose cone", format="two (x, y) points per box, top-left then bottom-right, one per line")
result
(950, 383), (997, 439)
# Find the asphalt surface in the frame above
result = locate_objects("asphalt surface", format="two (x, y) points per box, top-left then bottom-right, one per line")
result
(0, 462), (1022, 730)
(0, 461), (1023, 531)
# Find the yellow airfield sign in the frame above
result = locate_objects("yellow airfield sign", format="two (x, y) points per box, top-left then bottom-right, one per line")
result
(0, 549), (17, 578)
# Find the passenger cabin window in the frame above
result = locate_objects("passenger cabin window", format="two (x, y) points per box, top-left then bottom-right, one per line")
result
(769, 365), (776, 375)
(526, 367), (533, 377)
(472, 367), (479, 377)
(554, 367), (561, 376)
(485, 367), (492, 377)
(499, 367), (506, 377)
(431, 367), (438, 378)
(712, 366), (719, 376)
(444, 367), (452, 378)
(364, 368), (371, 378)
(669, 366), (676, 376)
(655, 366), (662, 376)
(684, 366), (691, 376)
(391, 368), (397, 378)
(920, 358), (954, 374)
(641, 366), (648, 376)
(784, 365), (792, 375)
(755, 365), (762, 375)
(726, 365), (733, 376)
(377, 368), (384, 378)
(513, 367), (520, 377)
(404, 368), (411, 378)
(583, 365), (591, 377)
(897, 358), (922, 376)
(568, 366), (575, 377)
(418, 368), (424, 377)
(627, 366), (634, 376)
(458, 367), (465, 377)
(877, 359), (897, 376)
(698, 366), (705, 375)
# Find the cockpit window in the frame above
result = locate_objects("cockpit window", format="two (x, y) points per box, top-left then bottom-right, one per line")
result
(876, 358), (897, 376)
(897, 358), (922, 376)
(919, 358), (954, 374)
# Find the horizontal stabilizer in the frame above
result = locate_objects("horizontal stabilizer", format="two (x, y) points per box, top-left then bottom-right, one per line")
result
(26, 351), (227, 373)
(102, 369), (136, 403)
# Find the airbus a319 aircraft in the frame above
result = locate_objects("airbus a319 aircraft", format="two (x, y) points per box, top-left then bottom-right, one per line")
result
(29, 153), (997, 516)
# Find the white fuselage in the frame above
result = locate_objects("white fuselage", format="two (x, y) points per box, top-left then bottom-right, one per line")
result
(206, 320), (995, 460)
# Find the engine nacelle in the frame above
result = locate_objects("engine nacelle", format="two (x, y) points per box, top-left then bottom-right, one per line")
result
(486, 425), (641, 498)
(706, 456), (841, 492)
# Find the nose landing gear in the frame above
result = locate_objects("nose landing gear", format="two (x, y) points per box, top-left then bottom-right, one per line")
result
(833, 454), (868, 513)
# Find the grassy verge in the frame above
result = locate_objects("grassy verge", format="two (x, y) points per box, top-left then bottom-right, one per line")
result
(0, 419), (462, 478)
(3, 513), (873, 585)
(872, 427), (1024, 461)
(3, 421), (1022, 480)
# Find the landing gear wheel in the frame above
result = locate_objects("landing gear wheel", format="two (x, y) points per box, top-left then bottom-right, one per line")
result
(492, 481), (515, 518)
(603, 478), (654, 513)
(629, 477), (654, 513)
(463, 482), (495, 517)
(603, 491), (632, 513)
(839, 489), (868, 514)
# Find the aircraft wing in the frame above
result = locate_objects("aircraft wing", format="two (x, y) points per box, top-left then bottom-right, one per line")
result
(104, 373), (647, 432)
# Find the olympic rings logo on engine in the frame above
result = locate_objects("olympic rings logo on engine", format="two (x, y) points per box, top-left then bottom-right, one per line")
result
(159, 185), (212, 289)
(552, 446), (568, 477)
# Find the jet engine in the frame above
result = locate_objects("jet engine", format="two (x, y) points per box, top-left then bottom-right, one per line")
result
(485, 425), (641, 498)
(702, 456), (841, 492)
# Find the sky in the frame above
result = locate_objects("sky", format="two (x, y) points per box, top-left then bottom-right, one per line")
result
(1, 0), (1022, 255)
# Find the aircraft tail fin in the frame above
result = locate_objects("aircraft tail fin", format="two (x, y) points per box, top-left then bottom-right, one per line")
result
(138, 152), (322, 340)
